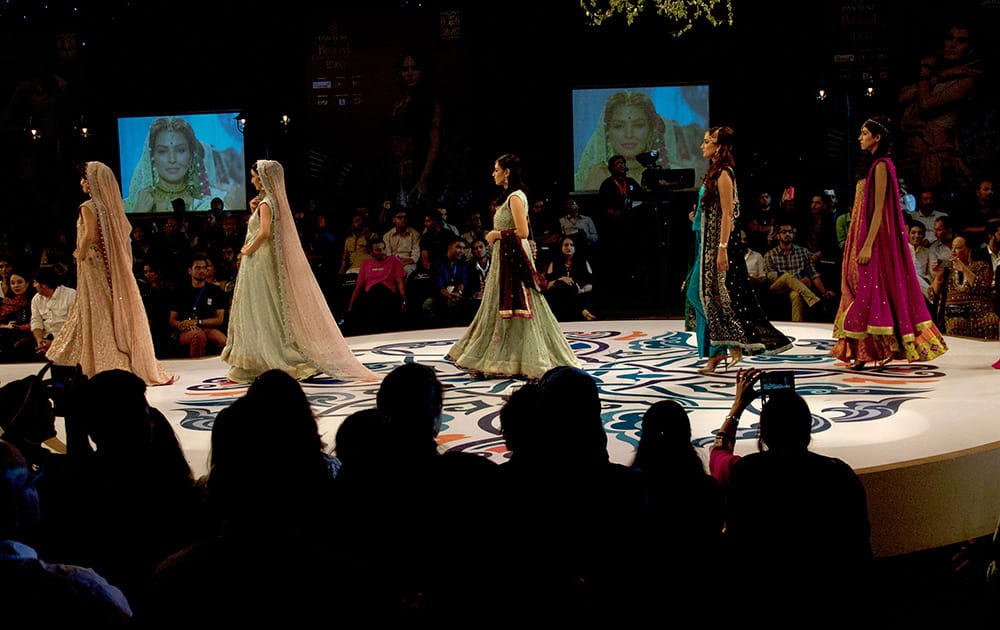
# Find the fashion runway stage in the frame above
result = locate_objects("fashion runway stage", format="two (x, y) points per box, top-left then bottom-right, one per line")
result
(3, 319), (998, 557)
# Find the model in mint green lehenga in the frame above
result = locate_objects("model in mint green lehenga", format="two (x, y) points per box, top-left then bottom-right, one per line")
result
(448, 189), (580, 379)
(222, 159), (379, 384)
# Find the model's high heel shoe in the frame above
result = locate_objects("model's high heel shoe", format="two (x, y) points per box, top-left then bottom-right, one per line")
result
(697, 353), (729, 374)
(847, 360), (867, 371)
(728, 347), (743, 368)
(875, 355), (893, 368)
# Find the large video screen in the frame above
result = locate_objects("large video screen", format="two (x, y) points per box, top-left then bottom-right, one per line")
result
(571, 84), (710, 193)
(117, 111), (247, 213)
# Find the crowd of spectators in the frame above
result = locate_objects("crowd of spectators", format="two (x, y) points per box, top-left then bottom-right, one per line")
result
(2, 361), (998, 623)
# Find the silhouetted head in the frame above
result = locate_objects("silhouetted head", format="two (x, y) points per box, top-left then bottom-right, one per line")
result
(334, 408), (391, 468)
(499, 381), (543, 459)
(377, 362), (444, 449)
(758, 391), (813, 453)
(536, 366), (608, 464)
(246, 369), (323, 452)
(632, 399), (704, 475)
(78, 369), (152, 457)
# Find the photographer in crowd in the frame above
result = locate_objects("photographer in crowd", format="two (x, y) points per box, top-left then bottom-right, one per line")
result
(0, 365), (203, 612)
(708, 368), (873, 615)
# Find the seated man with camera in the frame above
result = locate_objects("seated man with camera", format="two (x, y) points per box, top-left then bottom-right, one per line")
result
(707, 368), (873, 610)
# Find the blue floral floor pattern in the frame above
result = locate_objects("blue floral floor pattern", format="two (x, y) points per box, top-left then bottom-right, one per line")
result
(4, 318), (998, 556)
(108, 320), (996, 477)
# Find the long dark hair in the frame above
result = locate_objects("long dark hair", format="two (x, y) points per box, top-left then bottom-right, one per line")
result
(703, 126), (735, 196)
(495, 153), (529, 205)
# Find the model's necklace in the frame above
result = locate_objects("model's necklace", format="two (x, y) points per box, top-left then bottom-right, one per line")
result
(155, 179), (187, 194)
(152, 179), (191, 210)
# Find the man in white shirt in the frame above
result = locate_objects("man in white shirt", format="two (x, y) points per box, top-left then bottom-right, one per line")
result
(741, 229), (766, 280)
(910, 189), (950, 244)
(559, 198), (599, 248)
(908, 222), (933, 294)
(928, 216), (955, 272)
(29, 266), (76, 355)
(382, 209), (421, 275)
(741, 230), (768, 302)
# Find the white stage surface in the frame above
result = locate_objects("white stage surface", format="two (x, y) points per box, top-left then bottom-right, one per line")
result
(3, 319), (998, 557)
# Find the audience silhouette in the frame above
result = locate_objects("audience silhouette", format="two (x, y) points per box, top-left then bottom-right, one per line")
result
(0, 439), (133, 626)
(495, 366), (644, 623)
(33, 368), (203, 614)
(709, 367), (873, 619)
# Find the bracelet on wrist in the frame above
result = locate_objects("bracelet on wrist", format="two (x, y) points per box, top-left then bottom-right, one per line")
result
(718, 242), (728, 248)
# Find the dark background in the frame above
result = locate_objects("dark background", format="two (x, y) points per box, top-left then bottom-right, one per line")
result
(2, 0), (998, 312)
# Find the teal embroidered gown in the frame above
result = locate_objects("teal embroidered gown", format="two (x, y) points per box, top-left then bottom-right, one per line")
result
(448, 190), (580, 379)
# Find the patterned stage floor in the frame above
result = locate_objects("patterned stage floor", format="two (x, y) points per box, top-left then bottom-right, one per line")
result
(3, 319), (999, 557)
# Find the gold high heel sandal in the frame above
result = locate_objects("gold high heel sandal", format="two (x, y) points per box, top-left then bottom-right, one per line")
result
(697, 353), (729, 374)
(728, 348), (743, 368)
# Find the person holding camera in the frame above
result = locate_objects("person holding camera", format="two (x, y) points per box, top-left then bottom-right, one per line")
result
(0, 440), (134, 625)
(832, 116), (948, 370)
(709, 368), (874, 610)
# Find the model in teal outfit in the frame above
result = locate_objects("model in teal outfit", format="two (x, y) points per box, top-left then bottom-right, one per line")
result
(684, 127), (791, 373)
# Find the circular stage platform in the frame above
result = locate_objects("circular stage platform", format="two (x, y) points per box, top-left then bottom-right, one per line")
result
(4, 319), (998, 557)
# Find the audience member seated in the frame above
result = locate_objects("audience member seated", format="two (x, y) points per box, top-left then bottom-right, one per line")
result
(213, 242), (239, 295)
(335, 210), (374, 320)
(0, 255), (14, 298)
(909, 221), (934, 297)
(167, 253), (228, 358)
(0, 268), (35, 360)
(460, 209), (487, 255)
(155, 216), (193, 287)
(22, 266), (75, 361)
(528, 197), (562, 271)
(629, 399), (724, 609)
(141, 370), (378, 627)
(464, 237), (491, 313)
(980, 217), (1000, 280)
(543, 234), (597, 321)
(0, 440), (133, 626)
(35, 369), (203, 612)
(430, 235), (471, 327)
(929, 215), (956, 270)
(495, 366), (645, 623)
(129, 222), (158, 278)
(558, 197), (599, 251)
(958, 177), (998, 248)
(332, 408), (390, 483)
(418, 208), (450, 267)
(345, 237), (407, 335)
(910, 187), (950, 244)
(381, 208), (421, 276)
(433, 205), (461, 237)
(403, 247), (437, 330)
(745, 189), (778, 254)
(219, 212), (247, 252)
(137, 261), (175, 357)
(928, 235), (998, 339)
(333, 362), (498, 621)
(708, 368), (873, 616)
(763, 222), (835, 321)
(741, 228), (769, 303)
